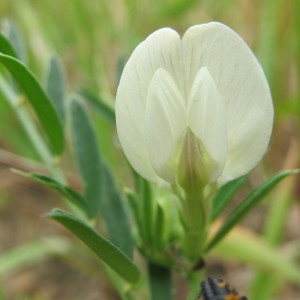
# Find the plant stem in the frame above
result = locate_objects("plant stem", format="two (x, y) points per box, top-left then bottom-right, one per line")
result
(179, 187), (210, 263)
(148, 262), (172, 300)
(186, 269), (204, 300)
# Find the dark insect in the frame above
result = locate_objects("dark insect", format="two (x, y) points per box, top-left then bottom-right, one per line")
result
(198, 277), (248, 300)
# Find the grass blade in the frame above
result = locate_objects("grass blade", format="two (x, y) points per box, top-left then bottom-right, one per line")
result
(0, 237), (71, 276)
(249, 271), (282, 300)
(212, 225), (300, 285)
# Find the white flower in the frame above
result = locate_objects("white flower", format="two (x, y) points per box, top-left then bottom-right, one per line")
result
(115, 22), (273, 186)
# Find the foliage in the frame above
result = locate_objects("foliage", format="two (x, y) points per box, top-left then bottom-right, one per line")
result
(0, 1), (299, 299)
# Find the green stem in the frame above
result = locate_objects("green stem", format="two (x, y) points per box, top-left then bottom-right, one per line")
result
(148, 262), (172, 300)
(0, 74), (65, 183)
(186, 269), (204, 300)
(180, 189), (209, 262)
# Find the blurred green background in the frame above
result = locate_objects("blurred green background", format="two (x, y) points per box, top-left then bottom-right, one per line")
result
(0, 0), (299, 299)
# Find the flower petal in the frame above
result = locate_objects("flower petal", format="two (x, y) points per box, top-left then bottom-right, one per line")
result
(182, 22), (273, 183)
(188, 67), (227, 182)
(145, 68), (186, 183)
(116, 28), (182, 182)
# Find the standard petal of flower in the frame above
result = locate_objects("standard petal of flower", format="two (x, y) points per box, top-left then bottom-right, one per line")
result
(116, 28), (182, 182)
(145, 68), (186, 183)
(188, 67), (227, 182)
(182, 22), (273, 183)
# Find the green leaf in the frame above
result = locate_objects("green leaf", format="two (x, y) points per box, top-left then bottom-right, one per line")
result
(126, 189), (145, 245)
(2, 19), (27, 63)
(79, 89), (115, 123)
(154, 204), (165, 250)
(101, 163), (134, 258)
(14, 170), (90, 217)
(206, 170), (299, 252)
(45, 57), (66, 123)
(0, 54), (64, 155)
(250, 165), (297, 300)
(70, 99), (102, 218)
(211, 175), (247, 222)
(48, 208), (140, 283)
(134, 174), (155, 245)
(0, 33), (18, 58)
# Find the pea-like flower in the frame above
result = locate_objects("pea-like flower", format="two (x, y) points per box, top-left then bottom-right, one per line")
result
(116, 22), (273, 187)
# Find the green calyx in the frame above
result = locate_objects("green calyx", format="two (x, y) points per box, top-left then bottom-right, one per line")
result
(177, 129), (209, 191)
(175, 129), (212, 263)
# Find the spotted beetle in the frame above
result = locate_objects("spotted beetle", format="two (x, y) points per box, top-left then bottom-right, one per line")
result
(198, 277), (248, 300)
